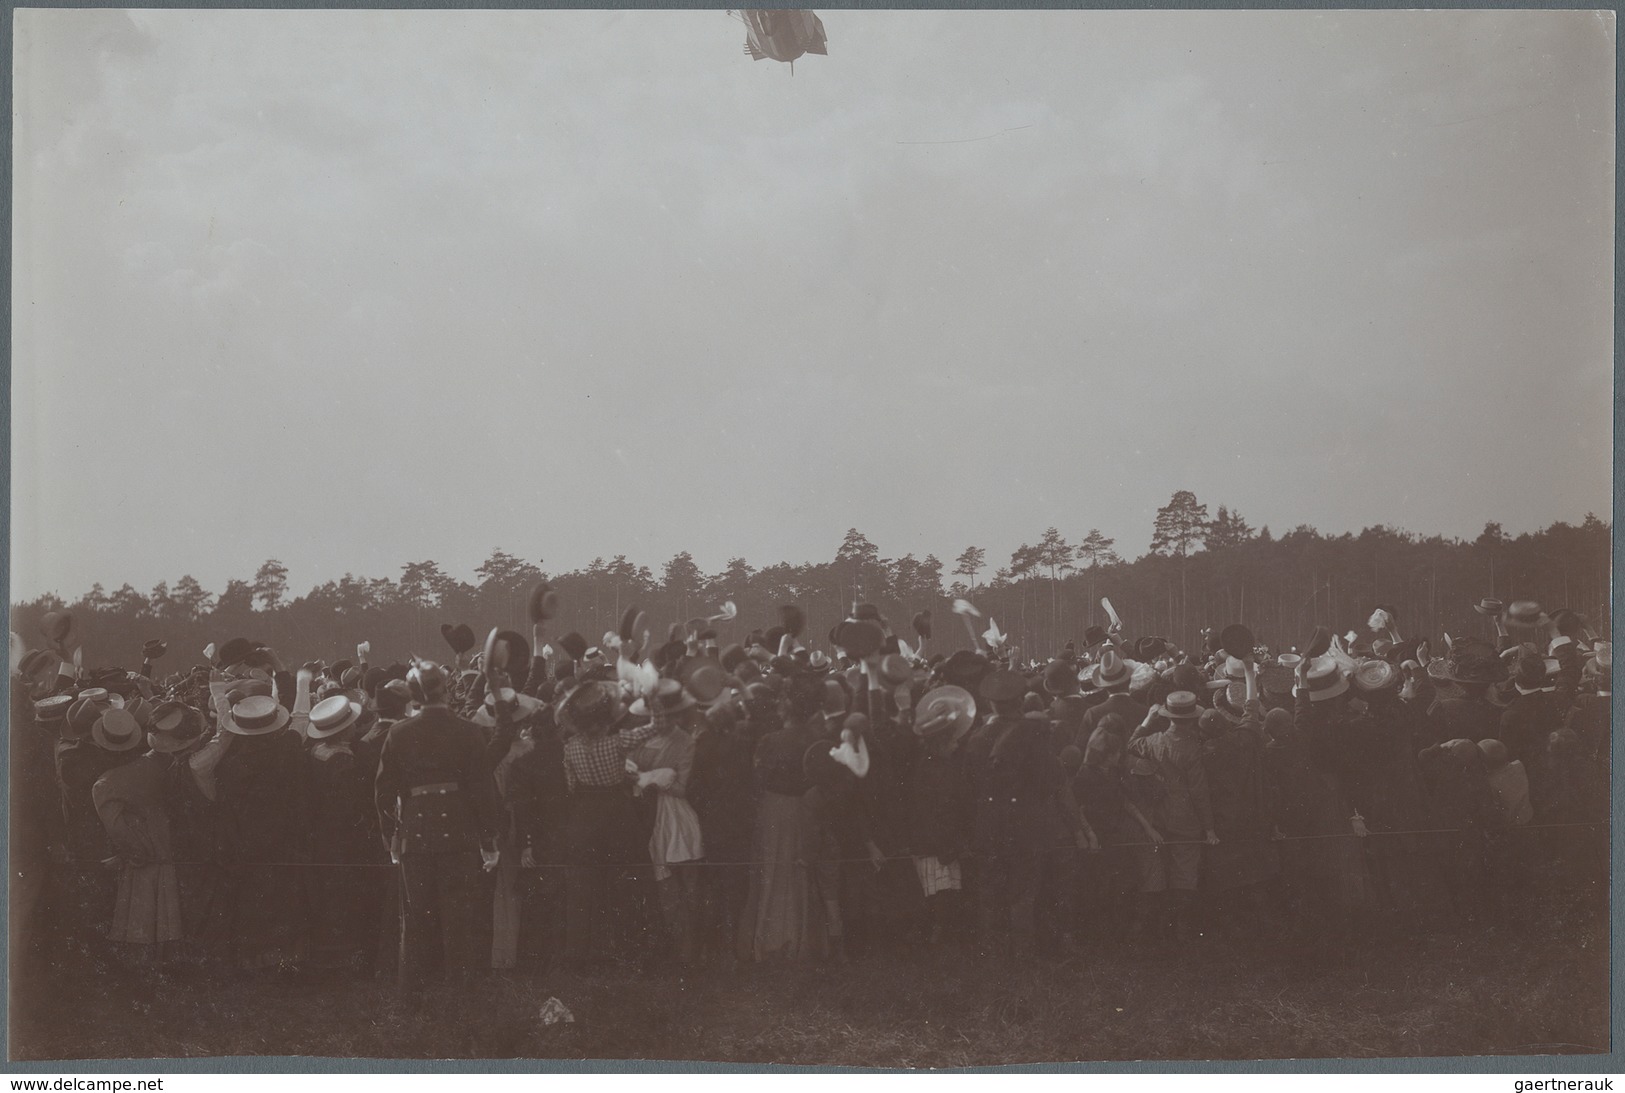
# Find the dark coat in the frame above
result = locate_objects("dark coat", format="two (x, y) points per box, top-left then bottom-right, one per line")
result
(690, 725), (756, 863)
(903, 739), (972, 861)
(374, 705), (501, 857)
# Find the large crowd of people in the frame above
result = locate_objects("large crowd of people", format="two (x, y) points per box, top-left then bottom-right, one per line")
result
(8, 593), (1611, 994)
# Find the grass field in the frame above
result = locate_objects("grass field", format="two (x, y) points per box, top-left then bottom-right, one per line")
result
(10, 879), (1609, 1067)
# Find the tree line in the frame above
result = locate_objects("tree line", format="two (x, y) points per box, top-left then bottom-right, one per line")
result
(11, 492), (1611, 671)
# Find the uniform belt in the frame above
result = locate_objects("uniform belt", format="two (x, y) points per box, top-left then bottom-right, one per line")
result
(409, 782), (461, 797)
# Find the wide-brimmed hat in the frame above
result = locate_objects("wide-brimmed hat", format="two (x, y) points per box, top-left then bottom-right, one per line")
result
(1303, 657), (1349, 702)
(1353, 660), (1399, 693)
(93, 708), (144, 752)
(914, 685), (975, 738)
(17, 648), (59, 680)
(911, 611), (933, 640)
(226, 694), (291, 736)
(1472, 598), (1504, 617)
(63, 697), (107, 740)
(1504, 601), (1549, 628)
(1091, 650), (1132, 690)
(1082, 625), (1109, 648)
(142, 639), (168, 661)
(124, 697), (154, 729)
(558, 680), (618, 733)
(1135, 636), (1172, 662)
(1303, 627), (1333, 660)
(483, 628), (532, 691)
(1161, 691), (1201, 720)
(629, 678), (697, 718)
(308, 695), (363, 739)
(1042, 660), (1080, 696)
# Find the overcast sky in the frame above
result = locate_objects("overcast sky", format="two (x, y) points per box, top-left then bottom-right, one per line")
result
(11, 8), (1615, 601)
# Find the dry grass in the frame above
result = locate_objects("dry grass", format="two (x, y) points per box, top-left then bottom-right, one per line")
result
(11, 881), (1608, 1067)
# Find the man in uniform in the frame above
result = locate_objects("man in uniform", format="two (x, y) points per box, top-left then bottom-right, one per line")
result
(374, 659), (501, 992)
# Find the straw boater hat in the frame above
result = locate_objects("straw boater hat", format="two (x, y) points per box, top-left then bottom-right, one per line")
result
(1302, 657), (1349, 702)
(225, 694), (291, 736)
(33, 694), (73, 724)
(307, 695), (363, 739)
(93, 708), (144, 752)
(1161, 691), (1202, 720)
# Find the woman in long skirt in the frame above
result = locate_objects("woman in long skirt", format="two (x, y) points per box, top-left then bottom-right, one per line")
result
(628, 685), (704, 967)
(740, 677), (827, 961)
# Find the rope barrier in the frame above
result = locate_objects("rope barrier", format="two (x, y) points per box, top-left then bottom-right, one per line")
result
(58, 820), (1608, 872)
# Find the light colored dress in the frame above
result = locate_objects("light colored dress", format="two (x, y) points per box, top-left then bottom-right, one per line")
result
(630, 728), (703, 881)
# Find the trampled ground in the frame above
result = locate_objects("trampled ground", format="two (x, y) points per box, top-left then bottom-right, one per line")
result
(9, 878), (1609, 1067)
